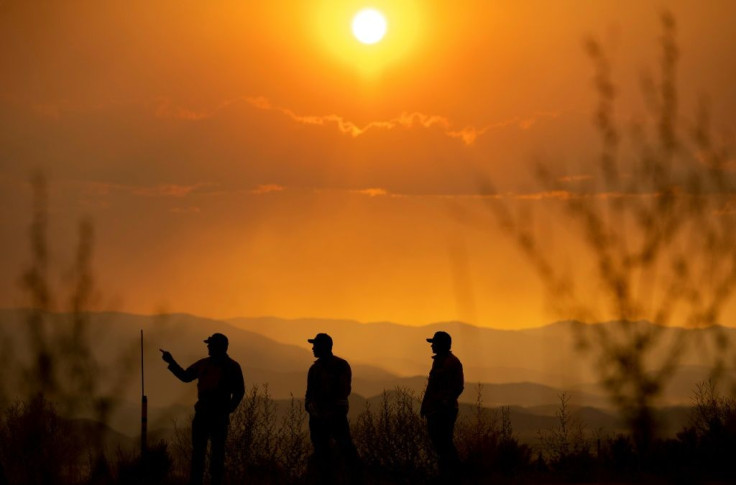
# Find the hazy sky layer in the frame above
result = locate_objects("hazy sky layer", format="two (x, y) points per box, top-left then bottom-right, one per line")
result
(1, 1), (735, 328)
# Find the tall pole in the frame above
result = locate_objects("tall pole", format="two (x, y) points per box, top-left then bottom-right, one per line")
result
(141, 329), (148, 455)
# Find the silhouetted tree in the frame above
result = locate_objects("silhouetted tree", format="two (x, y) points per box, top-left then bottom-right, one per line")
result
(488, 12), (736, 454)
(0, 173), (140, 484)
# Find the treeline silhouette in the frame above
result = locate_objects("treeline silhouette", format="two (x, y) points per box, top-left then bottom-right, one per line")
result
(2, 383), (736, 484)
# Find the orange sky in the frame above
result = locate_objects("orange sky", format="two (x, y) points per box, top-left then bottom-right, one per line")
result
(1, 0), (735, 328)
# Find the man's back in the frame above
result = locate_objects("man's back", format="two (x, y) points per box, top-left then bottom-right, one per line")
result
(304, 334), (362, 482)
(169, 355), (245, 413)
(421, 351), (464, 416)
(306, 354), (352, 413)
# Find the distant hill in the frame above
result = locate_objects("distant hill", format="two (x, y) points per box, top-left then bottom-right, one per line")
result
(0, 310), (404, 403)
(0, 309), (725, 438)
(227, 317), (584, 383)
(228, 316), (735, 403)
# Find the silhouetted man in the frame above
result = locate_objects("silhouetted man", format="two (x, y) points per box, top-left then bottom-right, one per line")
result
(160, 333), (244, 485)
(305, 333), (361, 484)
(421, 331), (464, 481)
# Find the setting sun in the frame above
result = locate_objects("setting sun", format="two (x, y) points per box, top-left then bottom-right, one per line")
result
(352, 8), (387, 44)
(314, 0), (423, 75)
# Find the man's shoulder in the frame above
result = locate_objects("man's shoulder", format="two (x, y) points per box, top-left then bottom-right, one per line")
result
(314, 354), (350, 370)
(332, 354), (349, 364)
(435, 352), (462, 368)
(200, 355), (242, 370)
(224, 354), (241, 365)
(448, 352), (463, 367)
(226, 356), (242, 370)
(332, 354), (351, 368)
(183, 357), (209, 374)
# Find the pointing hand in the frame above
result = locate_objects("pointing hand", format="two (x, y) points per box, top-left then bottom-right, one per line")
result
(159, 348), (174, 364)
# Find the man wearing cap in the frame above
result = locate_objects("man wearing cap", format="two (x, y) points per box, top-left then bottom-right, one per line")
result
(160, 333), (245, 485)
(305, 333), (361, 482)
(421, 331), (464, 480)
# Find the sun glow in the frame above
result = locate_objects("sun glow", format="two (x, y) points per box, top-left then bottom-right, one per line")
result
(352, 9), (387, 45)
(314, 0), (423, 75)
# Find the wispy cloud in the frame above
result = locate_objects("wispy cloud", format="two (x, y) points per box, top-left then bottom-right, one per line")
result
(352, 188), (389, 197)
(558, 174), (593, 183)
(131, 184), (204, 197)
(515, 190), (576, 201)
(62, 179), (703, 206)
(695, 150), (736, 172)
(249, 184), (285, 194)
(714, 197), (736, 215)
(153, 96), (558, 146)
(154, 99), (214, 121)
(18, 96), (558, 145)
(246, 97), (459, 139)
(77, 181), (211, 198)
(170, 206), (202, 214)
(73, 181), (293, 200)
(246, 97), (558, 145)
(389, 190), (664, 201)
(510, 190), (668, 201)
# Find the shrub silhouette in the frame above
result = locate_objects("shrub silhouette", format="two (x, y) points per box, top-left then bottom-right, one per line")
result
(170, 385), (310, 485)
(538, 393), (594, 481)
(5, 378), (736, 483)
(456, 387), (532, 480)
(0, 173), (140, 483)
(353, 387), (433, 482)
(669, 379), (736, 481)
(0, 397), (83, 485)
(115, 440), (172, 485)
(487, 11), (736, 454)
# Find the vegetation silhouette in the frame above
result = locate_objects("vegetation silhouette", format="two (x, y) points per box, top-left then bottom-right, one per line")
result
(486, 11), (736, 460)
(536, 393), (595, 482)
(0, 173), (143, 484)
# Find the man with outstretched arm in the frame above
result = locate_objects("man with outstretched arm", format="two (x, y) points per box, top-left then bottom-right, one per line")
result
(160, 333), (244, 485)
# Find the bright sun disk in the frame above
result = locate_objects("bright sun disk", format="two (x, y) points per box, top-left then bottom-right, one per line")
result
(352, 8), (387, 45)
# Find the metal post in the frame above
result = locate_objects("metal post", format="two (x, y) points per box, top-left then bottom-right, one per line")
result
(141, 329), (147, 455)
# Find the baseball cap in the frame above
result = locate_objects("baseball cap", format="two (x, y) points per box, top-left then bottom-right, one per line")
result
(426, 331), (451, 347)
(204, 333), (229, 348)
(307, 333), (333, 347)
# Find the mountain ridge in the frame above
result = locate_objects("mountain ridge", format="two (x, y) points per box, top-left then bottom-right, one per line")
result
(0, 309), (724, 441)
(1, 310), (729, 411)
